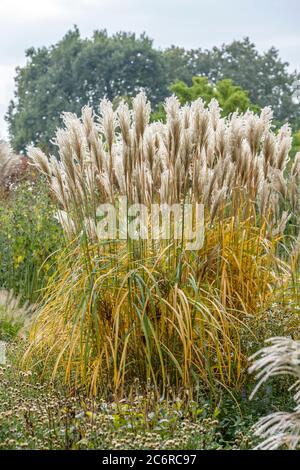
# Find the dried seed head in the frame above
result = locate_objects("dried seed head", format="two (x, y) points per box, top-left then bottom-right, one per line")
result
(28, 147), (51, 179)
(29, 92), (297, 242)
(133, 92), (151, 140)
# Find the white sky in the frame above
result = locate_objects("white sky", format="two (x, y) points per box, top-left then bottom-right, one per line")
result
(1, 0), (300, 139)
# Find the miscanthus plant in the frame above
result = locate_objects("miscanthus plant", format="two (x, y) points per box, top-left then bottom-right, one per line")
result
(249, 337), (300, 450)
(25, 93), (300, 397)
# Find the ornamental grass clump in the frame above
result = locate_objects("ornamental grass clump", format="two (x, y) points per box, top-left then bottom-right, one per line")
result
(25, 93), (300, 397)
(249, 337), (300, 450)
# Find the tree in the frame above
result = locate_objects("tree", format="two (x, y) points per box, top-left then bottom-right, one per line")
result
(170, 77), (258, 115)
(6, 28), (167, 152)
(74, 31), (168, 105)
(162, 46), (209, 86)
(163, 38), (300, 128)
(7, 28), (84, 153)
(7, 32), (300, 152)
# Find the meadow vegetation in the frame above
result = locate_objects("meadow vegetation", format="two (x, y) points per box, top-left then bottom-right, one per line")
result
(0, 179), (63, 303)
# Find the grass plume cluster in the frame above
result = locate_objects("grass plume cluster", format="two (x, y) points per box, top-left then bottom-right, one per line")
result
(26, 94), (300, 397)
(249, 337), (300, 449)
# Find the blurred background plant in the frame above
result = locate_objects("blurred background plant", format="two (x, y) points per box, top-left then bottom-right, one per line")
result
(0, 289), (34, 340)
(0, 140), (18, 195)
(291, 129), (300, 158)
(0, 178), (64, 303)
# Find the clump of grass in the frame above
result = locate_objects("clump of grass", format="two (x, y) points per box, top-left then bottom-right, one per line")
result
(25, 94), (300, 397)
(249, 336), (300, 450)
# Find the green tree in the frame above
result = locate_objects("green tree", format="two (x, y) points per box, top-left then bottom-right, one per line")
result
(163, 38), (300, 128)
(162, 46), (209, 86)
(171, 77), (258, 115)
(7, 28), (84, 152)
(7, 32), (300, 152)
(7, 28), (167, 153)
(204, 39), (300, 128)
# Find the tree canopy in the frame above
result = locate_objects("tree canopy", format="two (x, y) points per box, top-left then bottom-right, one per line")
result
(7, 28), (167, 152)
(171, 77), (259, 115)
(292, 130), (300, 157)
(6, 29), (300, 152)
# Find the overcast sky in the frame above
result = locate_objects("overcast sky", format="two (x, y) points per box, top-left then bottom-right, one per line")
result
(1, 0), (300, 138)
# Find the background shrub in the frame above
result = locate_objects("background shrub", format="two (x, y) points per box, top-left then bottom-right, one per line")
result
(0, 178), (64, 303)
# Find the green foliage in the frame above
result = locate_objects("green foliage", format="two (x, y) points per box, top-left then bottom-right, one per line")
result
(7, 32), (300, 153)
(211, 39), (300, 129)
(7, 28), (167, 152)
(163, 38), (300, 128)
(291, 129), (300, 157)
(0, 179), (64, 303)
(171, 77), (259, 114)
(0, 290), (34, 341)
(0, 307), (23, 340)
